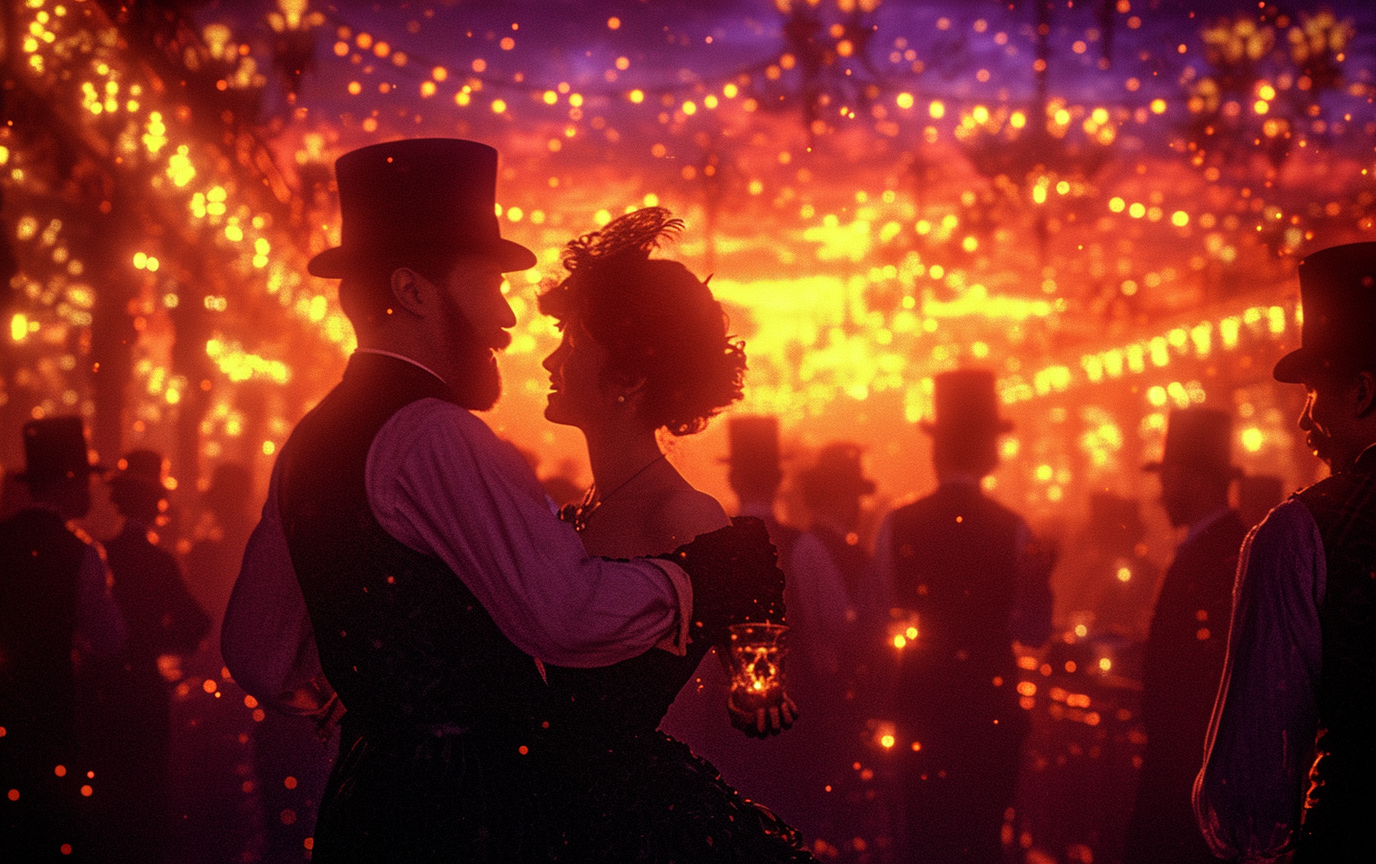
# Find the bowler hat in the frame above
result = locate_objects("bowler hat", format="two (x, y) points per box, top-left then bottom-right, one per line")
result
(1273, 242), (1376, 383)
(799, 442), (876, 498)
(16, 418), (106, 482)
(1143, 407), (1237, 475)
(308, 138), (536, 278)
(108, 449), (170, 500)
(921, 369), (1013, 438)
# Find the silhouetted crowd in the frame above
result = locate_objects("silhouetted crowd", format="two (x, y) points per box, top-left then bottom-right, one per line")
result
(0, 383), (1311, 863)
(4, 139), (1374, 864)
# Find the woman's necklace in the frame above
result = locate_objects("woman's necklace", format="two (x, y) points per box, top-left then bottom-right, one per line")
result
(564, 453), (667, 533)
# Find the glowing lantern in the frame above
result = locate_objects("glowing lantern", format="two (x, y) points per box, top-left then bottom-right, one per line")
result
(726, 623), (789, 713)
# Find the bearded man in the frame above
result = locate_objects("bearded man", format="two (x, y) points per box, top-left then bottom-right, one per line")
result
(1196, 241), (1376, 862)
(222, 139), (781, 862)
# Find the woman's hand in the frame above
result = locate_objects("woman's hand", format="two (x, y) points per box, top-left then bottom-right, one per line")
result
(728, 689), (798, 738)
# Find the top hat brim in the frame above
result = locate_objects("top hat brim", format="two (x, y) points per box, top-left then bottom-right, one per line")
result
(1141, 458), (1243, 477)
(308, 236), (537, 279)
(919, 418), (1014, 436)
(1273, 346), (1325, 384)
(108, 473), (171, 498)
(16, 462), (109, 482)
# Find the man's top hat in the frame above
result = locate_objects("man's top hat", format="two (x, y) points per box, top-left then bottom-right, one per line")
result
(721, 416), (781, 469)
(109, 448), (170, 500)
(799, 442), (876, 499)
(16, 417), (106, 482)
(921, 368), (1013, 438)
(1273, 241), (1376, 383)
(307, 138), (536, 278)
(1143, 407), (1237, 475)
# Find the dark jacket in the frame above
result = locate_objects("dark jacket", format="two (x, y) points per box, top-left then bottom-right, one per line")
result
(1294, 446), (1376, 860)
(1126, 508), (1248, 864)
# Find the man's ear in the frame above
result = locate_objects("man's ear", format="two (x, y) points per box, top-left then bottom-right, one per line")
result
(389, 267), (430, 317)
(1353, 370), (1376, 419)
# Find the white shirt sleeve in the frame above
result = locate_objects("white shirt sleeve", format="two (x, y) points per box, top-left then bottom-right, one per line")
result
(368, 399), (689, 667)
(222, 464), (328, 713)
(1194, 498), (1324, 862)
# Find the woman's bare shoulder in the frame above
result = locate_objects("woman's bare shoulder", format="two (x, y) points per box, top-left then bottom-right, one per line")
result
(652, 486), (730, 548)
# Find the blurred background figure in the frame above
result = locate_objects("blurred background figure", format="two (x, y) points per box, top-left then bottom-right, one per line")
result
(1124, 407), (1248, 864)
(1237, 472), (1286, 530)
(871, 369), (1054, 864)
(1061, 491), (1160, 642)
(185, 461), (256, 633)
(795, 443), (871, 616)
(660, 415), (817, 846)
(171, 460), (265, 864)
(773, 441), (880, 859)
(723, 416), (801, 558)
(1, 418), (126, 862)
(93, 448), (210, 863)
(1, 468), (31, 519)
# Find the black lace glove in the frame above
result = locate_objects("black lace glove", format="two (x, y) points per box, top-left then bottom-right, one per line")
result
(658, 516), (786, 647)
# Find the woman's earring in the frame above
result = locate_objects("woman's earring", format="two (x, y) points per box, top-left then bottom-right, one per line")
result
(616, 395), (627, 404)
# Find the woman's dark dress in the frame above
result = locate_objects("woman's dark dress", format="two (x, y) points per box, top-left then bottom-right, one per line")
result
(543, 518), (816, 863)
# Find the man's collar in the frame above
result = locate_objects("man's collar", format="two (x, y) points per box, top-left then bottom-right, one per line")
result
(809, 513), (851, 538)
(937, 472), (982, 489)
(1183, 505), (1234, 545)
(1353, 441), (1376, 473)
(353, 348), (447, 386)
(738, 501), (776, 521)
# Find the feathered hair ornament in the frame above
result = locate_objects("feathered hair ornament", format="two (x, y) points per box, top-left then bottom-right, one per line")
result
(560, 207), (685, 274)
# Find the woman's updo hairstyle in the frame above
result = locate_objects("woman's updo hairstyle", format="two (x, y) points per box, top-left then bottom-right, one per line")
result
(538, 208), (746, 436)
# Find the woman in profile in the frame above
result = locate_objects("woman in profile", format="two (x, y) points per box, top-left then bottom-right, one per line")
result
(538, 208), (815, 862)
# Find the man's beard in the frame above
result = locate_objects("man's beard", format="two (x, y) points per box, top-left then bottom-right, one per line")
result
(455, 348), (502, 412)
(443, 296), (506, 412)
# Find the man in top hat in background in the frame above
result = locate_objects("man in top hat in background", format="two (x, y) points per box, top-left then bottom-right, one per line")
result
(1123, 408), (1248, 864)
(660, 415), (802, 793)
(870, 368), (1053, 863)
(0, 418), (126, 861)
(722, 415), (801, 562)
(89, 449), (209, 863)
(220, 138), (783, 862)
(747, 441), (872, 854)
(660, 416), (857, 848)
(1196, 241), (1376, 862)
(1059, 490), (1159, 640)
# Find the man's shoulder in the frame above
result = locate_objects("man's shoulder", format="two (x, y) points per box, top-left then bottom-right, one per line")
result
(1295, 465), (1376, 516)
(0, 506), (78, 540)
(1186, 509), (1250, 553)
(1246, 498), (1318, 558)
(384, 396), (486, 437)
(375, 398), (510, 470)
(894, 486), (1022, 524)
(889, 490), (941, 519)
(0, 508), (88, 568)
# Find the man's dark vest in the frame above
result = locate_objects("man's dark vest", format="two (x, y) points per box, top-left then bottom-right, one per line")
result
(1294, 447), (1376, 857)
(276, 353), (547, 737)
(888, 483), (1022, 723)
(0, 508), (85, 750)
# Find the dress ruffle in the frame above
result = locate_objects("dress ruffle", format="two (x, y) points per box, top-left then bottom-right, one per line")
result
(545, 519), (815, 863)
